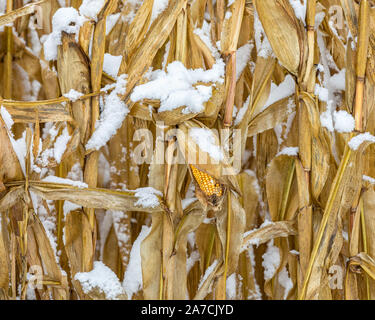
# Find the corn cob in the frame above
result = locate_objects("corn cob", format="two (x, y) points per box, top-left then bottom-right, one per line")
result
(190, 165), (223, 198)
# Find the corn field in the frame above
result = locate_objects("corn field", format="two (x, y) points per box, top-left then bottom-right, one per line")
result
(1, 0), (375, 301)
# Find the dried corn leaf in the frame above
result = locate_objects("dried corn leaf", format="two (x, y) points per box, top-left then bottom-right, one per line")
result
(2, 104), (72, 123)
(247, 96), (294, 137)
(0, 186), (24, 212)
(0, 0), (46, 27)
(241, 220), (297, 253)
(254, 0), (306, 76)
(28, 182), (164, 213)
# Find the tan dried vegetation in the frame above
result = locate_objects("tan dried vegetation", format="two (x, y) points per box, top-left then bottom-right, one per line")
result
(0, 0), (375, 300)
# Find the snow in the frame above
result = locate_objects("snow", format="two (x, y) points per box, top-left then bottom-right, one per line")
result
(42, 218), (58, 261)
(203, 217), (215, 224)
(86, 75), (129, 151)
(320, 107), (334, 132)
(53, 127), (70, 163)
(262, 75), (296, 112)
(186, 250), (200, 274)
(182, 197), (197, 210)
(276, 147), (299, 157)
(198, 259), (218, 290)
(26, 284), (36, 300)
(150, 0), (169, 25)
(103, 53), (122, 77)
(234, 95), (250, 126)
(122, 0), (143, 23)
(134, 187), (162, 209)
(28, 16), (42, 56)
(244, 169), (262, 200)
(63, 201), (81, 217)
(106, 13), (120, 35)
(348, 133), (375, 151)
(162, 41), (170, 70)
(236, 42), (253, 81)
(274, 98), (296, 146)
(189, 128), (224, 162)
(315, 28), (347, 133)
(42, 176), (88, 188)
(254, 10), (274, 58)
(13, 64), (40, 101)
(0, 1), (6, 14)
(98, 153), (111, 187)
(0, 106), (14, 130)
(187, 230), (195, 248)
(278, 267), (293, 300)
(314, 84), (329, 102)
(329, 68), (346, 92)
(63, 89), (84, 102)
(67, 162), (84, 181)
(9, 131), (27, 176)
(289, 0), (307, 23)
(363, 175), (375, 185)
(246, 246), (262, 300)
(98, 211), (114, 260)
(111, 211), (130, 265)
(131, 60), (225, 115)
(333, 110), (355, 133)
(30, 193), (59, 263)
(226, 273), (237, 299)
(194, 21), (220, 60)
(123, 225), (151, 299)
(242, 220), (274, 248)
(232, 105), (238, 119)
(262, 240), (280, 281)
(79, 0), (105, 21)
(43, 7), (86, 61)
(75, 261), (124, 300)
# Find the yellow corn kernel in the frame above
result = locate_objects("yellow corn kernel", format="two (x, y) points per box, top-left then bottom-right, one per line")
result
(190, 165), (223, 197)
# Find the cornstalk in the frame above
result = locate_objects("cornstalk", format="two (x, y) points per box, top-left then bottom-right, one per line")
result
(353, 0), (370, 133)
(223, 52), (237, 127)
(297, 0), (316, 293)
(19, 128), (33, 299)
(360, 199), (370, 300)
(160, 7), (187, 299)
(221, 191), (232, 299)
(299, 146), (352, 299)
(56, 163), (64, 249)
(82, 5), (109, 271)
(348, 0), (370, 298)
(4, 0), (13, 99)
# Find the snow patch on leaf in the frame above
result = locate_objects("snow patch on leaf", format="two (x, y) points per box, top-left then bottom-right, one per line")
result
(189, 128), (224, 162)
(134, 187), (162, 209)
(123, 225), (151, 299)
(43, 7), (86, 61)
(86, 75), (129, 151)
(131, 60), (224, 115)
(79, 0), (105, 21)
(262, 240), (280, 281)
(75, 261), (125, 300)
(42, 176), (88, 188)
(348, 133), (375, 151)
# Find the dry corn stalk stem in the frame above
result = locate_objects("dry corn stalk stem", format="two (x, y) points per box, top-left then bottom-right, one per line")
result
(1, 0), (375, 301)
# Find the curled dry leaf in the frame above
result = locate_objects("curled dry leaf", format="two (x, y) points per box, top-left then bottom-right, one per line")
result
(241, 220), (297, 253)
